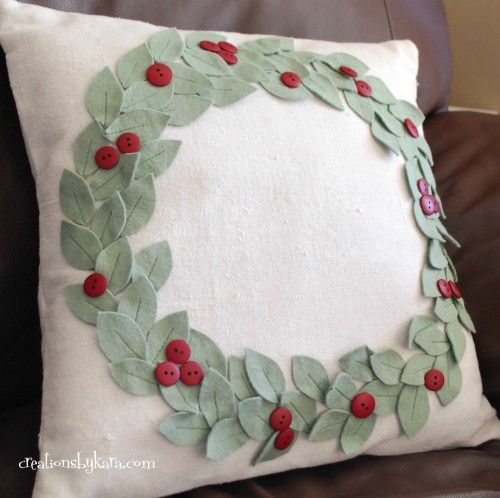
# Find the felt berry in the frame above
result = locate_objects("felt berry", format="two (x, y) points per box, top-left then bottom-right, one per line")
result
(424, 368), (445, 391)
(351, 392), (376, 418)
(219, 49), (238, 65)
(95, 146), (119, 170)
(420, 194), (440, 215)
(339, 65), (358, 78)
(404, 118), (419, 138)
(166, 339), (191, 365)
(437, 279), (453, 298)
(83, 272), (108, 297)
(417, 178), (430, 196)
(116, 132), (141, 153)
(280, 71), (301, 88)
(155, 361), (180, 387)
(269, 407), (293, 431)
(449, 281), (462, 299)
(180, 361), (205, 386)
(218, 41), (238, 54)
(199, 40), (220, 53)
(355, 80), (372, 97)
(274, 428), (295, 450)
(146, 63), (173, 87)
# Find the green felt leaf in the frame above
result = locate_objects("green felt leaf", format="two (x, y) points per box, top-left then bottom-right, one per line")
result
(321, 52), (368, 76)
(182, 48), (231, 76)
(340, 414), (376, 454)
(281, 390), (316, 433)
(85, 67), (123, 127)
(456, 302), (476, 333)
(120, 175), (156, 236)
(185, 32), (226, 50)
(207, 76), (256, 107)
(149, 29), (183, 62)
(60, 220), (102, 270)
(413, 201), (446, 242)
(73, 122), (110, 177)
(371, 117), (400, 155)
(206, 417), (250, 460)
(135, 139), (181, 179)
(363, 76), (396, 104)
(344, 90), (374, 123)
(199, 368), (235, 427)
(95, 237), (133, 294)
(416, 137), (434, 165)
(117, 276), (157, 333)
(443, 249), (458, 281)
(105, 110), (170, 142)
(166, 62), (213, 94)
(89, 192), (126, 248)
(408, 314), (439, 348)
(239, 37), (283, 55)
(400, 135), (419, 160)
(163, 95), (212, 126)
(401, 354), (435, 385)
(286, 51), (318, 64)
(64, 284), (117, 324)
(389, 100), (425, 126)
(429, 239), (448, 269)
(122, 81), (174, 112)
(160, 412), (209, 447)
(117, 44), (153, 88)
(434, 297), (459, 323)
(245, 349), (285, 403)
(189, 329), (226, 376)
(309, 409), (349, 442)
(291, 356), (329, 401)
(237, 48), (277, 71)
(59, 169), (95, 225)
(417, 155), (437, 188)
(311, 61), (357, 91)
(302, 72), (344, 110)
(446, 321), (466, 362)
(404, 157), (422, 200)
(436, 221), (461, 248)
(260, 72), (311, 101)
(414, 327), (450, 356)
(370, 349), (405, 385)
(231, 60), (269, 83)
(97, 311), (147, 362)
(109, 358), (157, 395)
(147, 311), (189, 363)
(90, 153), (138, 201)
(373, 104), (404, 137)
(421, 265), (445, 297)
(134, 241), (172, 291)
(160, 383), (200, 413)
(397, 385), (429, 438)
(268, 54), (309, 78)
(238, 396), (275, 441)
(229, 356), (256, 401)
(254, 431), (296, 465)
(434, 352), (462, 406)
(338, 346), (375, 382)
(325, 372), (357, 411)
(363, 380), (402, 416)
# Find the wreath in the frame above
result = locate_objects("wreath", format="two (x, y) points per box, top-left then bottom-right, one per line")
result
(59, 29), (476, 464)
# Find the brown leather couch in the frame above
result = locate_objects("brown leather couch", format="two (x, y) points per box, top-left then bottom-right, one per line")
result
(1, 1), (499, 496)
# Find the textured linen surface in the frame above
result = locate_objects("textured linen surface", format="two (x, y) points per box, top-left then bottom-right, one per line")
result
(0, 1), (498, 497)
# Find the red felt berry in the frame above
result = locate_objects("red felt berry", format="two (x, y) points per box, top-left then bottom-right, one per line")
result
(420, 194), (439, 216)
(424, 368), (445, 391)
(146, 63), (173, 87)
(274, 428), (295, 450)
(95, 146), (119, 170)
(155, 361), (180, 387)
(269, 407), (293, 431)
(417, 178), (430, 196)
(339, 65), (358, 78)
(355, 80), (372, 97)
(437, 278), (453, 298)
(351, 392), (376, 418)
(218, 41), (238, 54)
(219, 50), (238, 65)
(180, 361), (205, 386)
(83, 272), (108, 297)
(116, 132), (141, 153)
(280, 71), (301, 88)
(404, 118), (419, 138)
(166, 339), (191, 365)
(449, 281), (462, 299)
(199, 40), (220, 53)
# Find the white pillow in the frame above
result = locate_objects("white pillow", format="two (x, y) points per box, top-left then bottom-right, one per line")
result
(0, 1), (498, 497)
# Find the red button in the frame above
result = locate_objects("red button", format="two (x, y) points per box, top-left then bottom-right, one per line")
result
(449, 281), (462, 299)
(95, 146), (119, 170)
(417, 178), (430, 195)
(420, 194), (439, 215)
(218, 41), (238, 54)
(219, 50), (238, 65)
(155, 361), (180, 387)
(269, 407), (293, 431)
(199, 40), (220, 53)
(274, 428), (295, 450)
(166, 339), (191, 365)
(116, 132), (141, 154)
(339, 65), (358, 78)
(355, 80), (372, 97)
(424, 368), (445, 391)
(437, 278), (453, 298)
(180, 361), (205, 386)
(83, 272), (108, 297)
(404, 118), (420, 138)
(146, 63), (173, 87)
(280, 71), (301, 88)
(351, 392), (375, 418)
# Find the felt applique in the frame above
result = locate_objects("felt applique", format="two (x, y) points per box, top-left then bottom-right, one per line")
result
(59, 30), (477, 464)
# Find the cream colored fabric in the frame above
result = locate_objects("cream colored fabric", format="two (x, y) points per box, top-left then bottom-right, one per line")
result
(0, 1), (498, 497)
